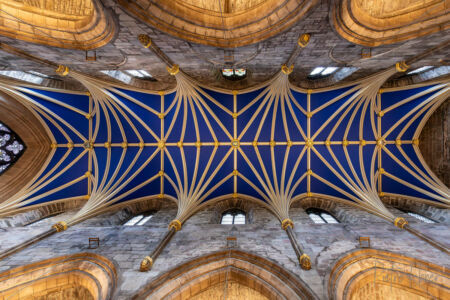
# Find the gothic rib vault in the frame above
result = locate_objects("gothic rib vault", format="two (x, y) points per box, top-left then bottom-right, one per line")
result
(0, 37), (448, 270)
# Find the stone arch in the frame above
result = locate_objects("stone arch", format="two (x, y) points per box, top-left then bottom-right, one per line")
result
(0, 198), (86, 227)
(331, 0), (450, 46)
(328, 249), (450, 300)
(119, 0), (318, 48)
(200, 198), (256, 224)
(0, 90), (51, 203)
(132, 249), (318, 299)
(0, 253), (118, 300)
(79, 197), (176, 226)
(292, 197), (362, 223)
(0, 0), (116, 50)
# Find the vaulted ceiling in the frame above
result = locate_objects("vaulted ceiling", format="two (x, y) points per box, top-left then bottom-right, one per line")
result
(0, 0), (447, 91)
(0, 0), (448, 221)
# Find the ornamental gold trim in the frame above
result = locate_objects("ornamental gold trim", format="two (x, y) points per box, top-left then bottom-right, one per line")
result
(281, 218), (294, 230)
(394, 217), (408, 229)
(138, 34), (152, 48)
(167, 64), (180, 75)
(169, 219), (182, 231)
(55, 65), (69, 76)
(299, 253), (311, 270)
(395, 61), (409, 72)
(297, 33), (311, 48)
(52, 221), (67, 232)
(281, 64), (294, 75)
(140, 256), (153, 272)
(231, 139), (240, 148)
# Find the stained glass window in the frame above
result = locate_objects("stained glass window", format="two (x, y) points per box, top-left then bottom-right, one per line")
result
(0, 121), (25, 175)
(221, 209), (246, 224)
(306, 208), (339, 224)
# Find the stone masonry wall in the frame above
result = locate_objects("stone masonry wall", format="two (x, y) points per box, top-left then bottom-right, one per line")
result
(0, 200), (448, 299)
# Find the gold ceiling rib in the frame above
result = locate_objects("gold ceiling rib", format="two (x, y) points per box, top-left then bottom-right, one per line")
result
(0, 40), (449, 264)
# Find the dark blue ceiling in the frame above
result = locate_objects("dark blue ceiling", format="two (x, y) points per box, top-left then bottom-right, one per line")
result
(4, 78), (449, 219)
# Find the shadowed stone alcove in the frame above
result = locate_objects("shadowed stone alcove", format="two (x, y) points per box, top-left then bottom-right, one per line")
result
(0, 253), (117, 300)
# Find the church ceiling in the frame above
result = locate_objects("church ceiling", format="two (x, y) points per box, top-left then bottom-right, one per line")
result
(332, 0), (450, 46)
(0, 63), (448, 226)
(0, 0), (116, 50)
(0, 1), (448, 92)
(117, 0), (319, 48)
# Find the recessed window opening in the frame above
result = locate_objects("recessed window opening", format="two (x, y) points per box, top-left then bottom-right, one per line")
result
(101, 70), (156, 84)
(309, 66), (338, 77)
(101, 70), (131, 84)
(221, 209), (246, 225)
(306, 208), (339, 224)
(125, 70), (154, 80)
(402, 210), (436, 223)
(0, 71), (44, 84)
(221, 68), (247, 81)
(124, 211), (155, 226)
(407, 66), (433, 75)
(27, 71), (54, 79)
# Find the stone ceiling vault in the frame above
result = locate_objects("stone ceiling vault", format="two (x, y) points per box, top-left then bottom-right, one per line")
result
(118, 0), (319, 48)
(0, 0), (116, 49)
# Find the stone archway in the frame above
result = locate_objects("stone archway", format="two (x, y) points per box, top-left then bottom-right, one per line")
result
(0, 0), (116, 49)
(0, 253), (117, 300)
(132, 250), (318, 299)
(328, 249), (450, 300)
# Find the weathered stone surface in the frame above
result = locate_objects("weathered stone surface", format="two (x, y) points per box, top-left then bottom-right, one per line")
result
(0, 201), (448, 299)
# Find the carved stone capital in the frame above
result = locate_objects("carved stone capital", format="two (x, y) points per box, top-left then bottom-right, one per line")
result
(52, 221), (67, 232)
(299, 253), (311, 270)
(140, 256), (153, 272)
(168, 219), (182, 231)
(281, 218), (294, 230)
(394, 217), (408, 229)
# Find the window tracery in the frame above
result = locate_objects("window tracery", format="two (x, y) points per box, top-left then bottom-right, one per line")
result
(221, 209), (246, 224)
(0, 121), (25, 175)
(306, 208), (339, 224)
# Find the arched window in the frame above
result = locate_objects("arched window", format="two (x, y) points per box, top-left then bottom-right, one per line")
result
(403, 210), (436, 223)
(221, 209), (246, 225)
(124, 211), (155, 226)
(0, 121), (25, 175)
(308, 66), (339, 78)
(221, 68), (247, 81)
(306, 208), (339, 224)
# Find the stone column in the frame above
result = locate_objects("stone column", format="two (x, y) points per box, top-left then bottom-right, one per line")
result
(281, 218), (311, 270)
(140, 219), (182, 272)
(394, 217), (449, 255)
